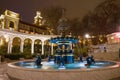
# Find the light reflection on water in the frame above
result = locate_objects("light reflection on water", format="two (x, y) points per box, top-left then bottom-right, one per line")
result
(15, 60), (116, 70)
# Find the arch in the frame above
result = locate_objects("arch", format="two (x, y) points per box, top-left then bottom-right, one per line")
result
(34, 39), (42, 54)
(24, 38), (32, 54)
(0, 36), (7, 45)
(12, 37), (21, 53)
(0, 35), (8, 53)
(9, 21), (14, 28)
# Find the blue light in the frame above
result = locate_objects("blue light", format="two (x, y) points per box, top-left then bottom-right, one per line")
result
(14, 60), (117, 70)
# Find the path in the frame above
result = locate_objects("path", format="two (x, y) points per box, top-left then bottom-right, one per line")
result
(0, 63), (9, 80)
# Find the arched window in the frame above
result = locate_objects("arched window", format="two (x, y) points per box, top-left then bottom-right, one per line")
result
(9, 21), (14, 28)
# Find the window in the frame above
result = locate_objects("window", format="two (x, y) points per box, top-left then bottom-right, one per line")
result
(9, 21), (14, 28)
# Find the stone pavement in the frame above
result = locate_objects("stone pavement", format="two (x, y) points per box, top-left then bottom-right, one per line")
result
(0, 63), (9, 80)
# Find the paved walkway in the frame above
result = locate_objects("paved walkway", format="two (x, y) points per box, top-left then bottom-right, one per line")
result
(0, 63), (9, 80)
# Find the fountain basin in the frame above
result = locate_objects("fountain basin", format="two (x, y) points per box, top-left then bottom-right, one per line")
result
(7, 60), (120, 80)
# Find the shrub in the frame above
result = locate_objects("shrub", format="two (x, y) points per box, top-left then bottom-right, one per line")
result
(4, 53), (24, 60)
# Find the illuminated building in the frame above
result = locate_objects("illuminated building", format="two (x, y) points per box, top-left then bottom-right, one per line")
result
(107, 32), (120, 44)
(0, 10), (55, 54)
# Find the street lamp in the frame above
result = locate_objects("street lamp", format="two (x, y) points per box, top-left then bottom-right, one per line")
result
(85, 33), (90, 46)
(85, 34), (90, 39)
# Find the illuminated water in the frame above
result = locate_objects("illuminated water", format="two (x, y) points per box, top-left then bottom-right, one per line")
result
(15, 60), (116, 70)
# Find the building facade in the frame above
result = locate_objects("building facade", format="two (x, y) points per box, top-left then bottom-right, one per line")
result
(107, 32), (120, 44)
(0, 10), (56, 55)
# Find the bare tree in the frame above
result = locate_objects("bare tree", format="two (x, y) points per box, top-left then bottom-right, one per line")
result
(81, 0), (120, 35)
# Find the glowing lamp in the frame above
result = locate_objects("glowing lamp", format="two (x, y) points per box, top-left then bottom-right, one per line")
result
(85, 34), (90, 39)
(4, 35), (9, 42)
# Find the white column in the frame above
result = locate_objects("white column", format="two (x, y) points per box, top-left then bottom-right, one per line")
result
(7, 39), (13, 54)
(1, 21), (4, 29)
(9, 40), (13, 53)
(41, 41), (44, 55)
(31, 40), (34, 54)
(7, 42), (10, 53)
(51, 43), (54, 55)
(20, 39), (24, 53)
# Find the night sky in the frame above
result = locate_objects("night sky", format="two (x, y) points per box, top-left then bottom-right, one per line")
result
(0, 0), (105, 23)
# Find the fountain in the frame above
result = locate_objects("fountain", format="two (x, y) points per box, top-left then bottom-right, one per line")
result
(7, 58), (120, 80)
(49, 34), (78, 69)
(7, 10), (120, 80)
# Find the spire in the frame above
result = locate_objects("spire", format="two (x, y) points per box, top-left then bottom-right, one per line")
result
(34, 11), (45, 26)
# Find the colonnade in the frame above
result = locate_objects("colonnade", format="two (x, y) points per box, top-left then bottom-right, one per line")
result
(0, 29), (56, 55)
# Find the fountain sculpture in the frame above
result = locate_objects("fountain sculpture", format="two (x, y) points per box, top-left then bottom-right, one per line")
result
(49, 9), (78, 68)
(35, 54), (42, 66)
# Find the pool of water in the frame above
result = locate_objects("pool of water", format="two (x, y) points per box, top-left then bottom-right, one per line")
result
(14, 60), (117, 70)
